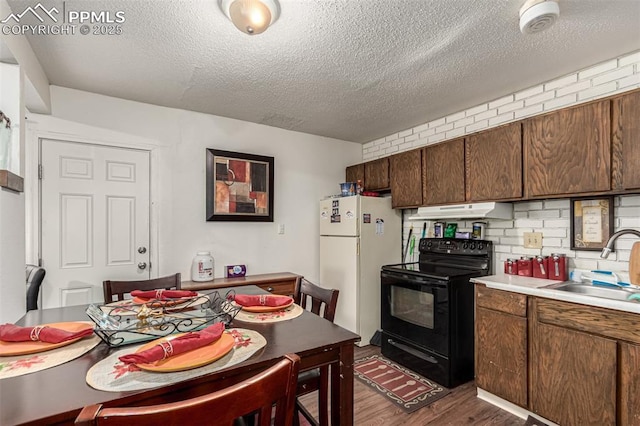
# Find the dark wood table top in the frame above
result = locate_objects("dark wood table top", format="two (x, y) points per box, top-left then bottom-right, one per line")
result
(0, 286), (360, 426)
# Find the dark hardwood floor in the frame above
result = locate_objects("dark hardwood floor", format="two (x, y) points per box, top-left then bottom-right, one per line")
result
(298, 345), (527, 425)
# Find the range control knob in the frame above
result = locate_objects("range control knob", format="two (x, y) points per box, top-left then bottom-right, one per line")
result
(478, 244), (484, 250)
(427, 241), (433, 248)
(463, 243), (469, 250)
(470, 243), (476, 250)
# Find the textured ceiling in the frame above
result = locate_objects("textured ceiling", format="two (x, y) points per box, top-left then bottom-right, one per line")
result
(5, 0), (640, 143)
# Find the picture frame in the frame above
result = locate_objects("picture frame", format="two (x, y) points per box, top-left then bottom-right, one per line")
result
(206, 149), (274, 222)
(570, 196), (614, 250)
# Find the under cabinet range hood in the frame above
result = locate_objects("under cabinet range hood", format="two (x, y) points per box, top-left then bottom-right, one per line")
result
(408, 202), (513, 221)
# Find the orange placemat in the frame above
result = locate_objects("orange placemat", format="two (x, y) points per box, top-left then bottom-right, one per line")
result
(0, 323), (100, 380)
(86, 328), (266, 392)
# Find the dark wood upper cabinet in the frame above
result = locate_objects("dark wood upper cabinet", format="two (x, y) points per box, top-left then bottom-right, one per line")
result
(423, 138), (465, 205)
(364, 158), (390, 191)
(389, 149), (422, 208)
(345, 163), (365, 187)
(612, 90), (640, 191)
(524, 100), (611, 198)
(466, 122), (522, 202)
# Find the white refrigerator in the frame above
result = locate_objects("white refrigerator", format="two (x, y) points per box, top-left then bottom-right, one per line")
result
(319, 195), (401, 346)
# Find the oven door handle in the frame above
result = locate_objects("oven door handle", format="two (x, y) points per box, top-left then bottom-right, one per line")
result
(387, 338), (438, 364)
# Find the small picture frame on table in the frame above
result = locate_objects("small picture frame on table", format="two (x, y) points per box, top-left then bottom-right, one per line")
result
(570, 196), (614, 250)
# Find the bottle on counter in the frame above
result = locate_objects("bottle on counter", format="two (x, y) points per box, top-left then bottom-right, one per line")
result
(191, 251), (214, 282)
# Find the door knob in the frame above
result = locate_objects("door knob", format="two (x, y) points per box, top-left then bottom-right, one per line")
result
(138, 262), (147, 270)
(138, 246), (147, 254)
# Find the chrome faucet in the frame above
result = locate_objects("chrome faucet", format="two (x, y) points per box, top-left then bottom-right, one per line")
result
(600, 229), (640, 259)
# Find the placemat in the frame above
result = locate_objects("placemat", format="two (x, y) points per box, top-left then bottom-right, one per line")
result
(0, 331), (101, 380)
(86, 328), (266, 392)
(233, 303), (304, 323)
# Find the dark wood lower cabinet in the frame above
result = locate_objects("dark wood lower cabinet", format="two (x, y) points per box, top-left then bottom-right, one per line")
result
(530, 321), (616, 426)
(620, 342), (640, 426)
(475, 306), (527, 407)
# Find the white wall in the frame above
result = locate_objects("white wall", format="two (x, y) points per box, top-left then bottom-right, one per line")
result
(365, 50), (640, 278)
(27, 86), (361, 286)
(0, 62), (25, 322)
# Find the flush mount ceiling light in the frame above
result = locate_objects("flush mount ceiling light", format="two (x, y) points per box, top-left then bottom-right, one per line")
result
(519, 0), (560, 34)
(219, 0), (280, 35)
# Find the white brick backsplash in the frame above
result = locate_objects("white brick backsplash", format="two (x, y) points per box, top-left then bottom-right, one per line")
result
(398, 141), (414, 151)
(419, 128), (436, 138)
(514, 201), (543, 211)
(592, 66), (634, 86)
(524, 91), (555, 107)
(501, 236), (522, 245)
(377, 141), (391, 150)
(490, 221), (515, 229)
(384, 145), (399, 154)
(537, 228), (566, 238)
(513, 212), (528, 219)
(618, 73), (640, 89)
(578, 81), (618, 101)
(373, 137), (386, 146)
(466, 120), (489, 132)
(542, 237), (562, 247)
(428, 133), (445, 143)
(475, 109), (497, 121)
(620, 196), (640, 207)
(391, 138), (404, 146)
(495, 245), (512, 253)
(616, 206), (640, 216)
(489, 95), (514, 109)
(620, 217), (640, 227)
(446, 111), (466, 123)
(385, 134), (399, 142)
(514, 104), (543, 119)
(446, 127), (465, 139)
(364, 145), (379, 153)
(429, 117), (446, 128)
(489, 112), (514, 126)
(544, 93), (577, 110)
(515, 85), (544, 101)
(454, 116), (475, 128)
(619, 51), (640, 67)
(543, 219), (570, 228)
(578, 59), (618, 79)
(486, 229), (505, 237)
(505, 229), (520, 236)
(435, 122), (454, 133)
(405, 133), (419, 143)
(529, 209), (561, 219)
(466, 104), (488, 116)
(544, 73), (578, 90)
(544, 199), (570, 209)
(515, 219), (544, 228)
(413, 123), (429, 134)
(556, 80), (591, 97)
(498, 100), (525, 115)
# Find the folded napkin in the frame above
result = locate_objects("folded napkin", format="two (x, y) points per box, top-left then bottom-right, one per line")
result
(118, 322), (225, 365)
(232, 294), (293, 308)
(0, 323), (94, 344)
(130, 289), (198, 300)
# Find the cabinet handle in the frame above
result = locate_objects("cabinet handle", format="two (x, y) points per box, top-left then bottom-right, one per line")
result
(387, 338), (438, 364)
(267, 287), (274, 292)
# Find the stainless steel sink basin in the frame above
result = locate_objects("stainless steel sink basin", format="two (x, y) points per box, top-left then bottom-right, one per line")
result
(550, 283), (640, 302)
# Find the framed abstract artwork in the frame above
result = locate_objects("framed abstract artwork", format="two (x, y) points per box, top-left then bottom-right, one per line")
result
(206, 149), (274, 222)
(570, 196), (614, 250)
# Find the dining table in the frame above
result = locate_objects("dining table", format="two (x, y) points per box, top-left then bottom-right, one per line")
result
(0, 285), (360, 426)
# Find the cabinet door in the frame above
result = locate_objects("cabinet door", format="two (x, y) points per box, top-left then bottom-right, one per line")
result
(476, 306), (527, 407)
(389, 149), (422, 208)
(364, 158), (389, 190)
(466, 122), (522, 201)
(620, 342), (640, 426)
(423, 138), (465, 205)
(612, 90), (640, 191)
(530, 322), (616, 425)
(345, 163), (365, 187)
(524, 100), (611, 197)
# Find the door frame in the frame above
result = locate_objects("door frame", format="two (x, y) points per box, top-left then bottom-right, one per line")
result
(24, 117), (161, 280)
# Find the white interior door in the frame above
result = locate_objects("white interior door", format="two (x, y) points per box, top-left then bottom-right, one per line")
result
(40, 139), (150, 308)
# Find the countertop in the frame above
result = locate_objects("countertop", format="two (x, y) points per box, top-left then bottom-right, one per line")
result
(471, 274), (640, 314)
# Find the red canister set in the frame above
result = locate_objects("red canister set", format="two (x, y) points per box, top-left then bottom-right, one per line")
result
(504, 253), (567, 280)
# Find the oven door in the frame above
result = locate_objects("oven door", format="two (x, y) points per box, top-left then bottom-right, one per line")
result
(381, 270), (449, 356)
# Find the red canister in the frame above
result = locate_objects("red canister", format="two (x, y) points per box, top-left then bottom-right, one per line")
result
(517, 257), (533, 277)
(504, 259), (519, 275)
(548, 253), (568, 281)
(532, 256), (549, 279)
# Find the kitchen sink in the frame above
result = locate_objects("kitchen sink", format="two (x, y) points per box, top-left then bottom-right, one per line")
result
(549, 282), (640, 302)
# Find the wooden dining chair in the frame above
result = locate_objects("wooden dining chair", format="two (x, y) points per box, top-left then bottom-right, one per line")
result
(75, 353), (300, 426)
(102, 273), (182, 303)
(293, 279), (339, 426)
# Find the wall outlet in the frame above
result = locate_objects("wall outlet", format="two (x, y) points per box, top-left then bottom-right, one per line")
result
(277, 223), (285, 235)
(524, 232), (543, 249)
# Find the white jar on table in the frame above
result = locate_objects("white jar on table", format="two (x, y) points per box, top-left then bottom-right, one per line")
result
(191, 251), (214, 282)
